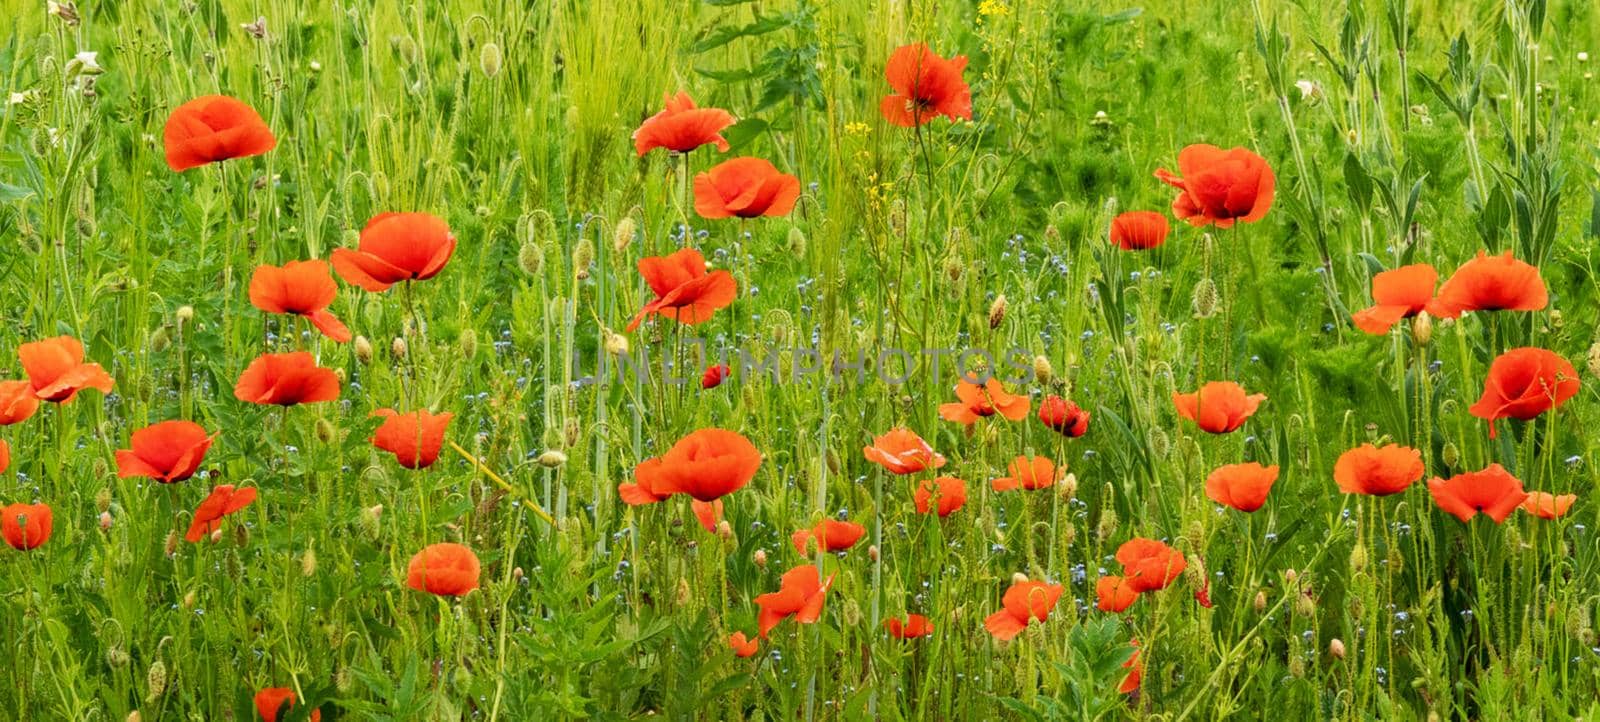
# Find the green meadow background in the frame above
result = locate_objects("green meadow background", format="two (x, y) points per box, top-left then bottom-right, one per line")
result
(4, 0), (1600, 719)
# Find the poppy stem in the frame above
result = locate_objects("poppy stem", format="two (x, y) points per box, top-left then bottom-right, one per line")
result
(447, 440), (555, 527)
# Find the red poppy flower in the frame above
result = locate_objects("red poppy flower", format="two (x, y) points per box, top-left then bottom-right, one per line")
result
(1521, 491), (1576, 520)
(1172, 381), (1264, 434)
(1154, 144), (1275, 228)
(234, 352), (340, 406)
(702, 363), (731, 389)
(184, 484), (256, 542)
(692, 499), (723, 533)
(1352, 264), (1437, 335)
(864, 428), (946, 475)
(728, 631), (759, 658)
(0, 380), (40, 424)
(879, 44), (972, 127)
(1116, 538), (1186, 593)
(1119, 641), (1143, 694)
(163, 95), (276, 172)
(331, 212), (456, 292)
(406, 542), (481, 596)
(1109, 211), (1171, 250)
(631, 428), (761, 503)
(249, 259), (351, 342)
(1096, 575), (1140, 613)
(626, 247), (737, 332)
(939, 377), (1030, 425)
(1194, 579), (1213, 608)
(618, 468), (668, 506)
(1, 502), (52, 551)
(19, 335), (113, 403)
(914, 476), (967, 517)
(884, 614), (934, 639)
(1428, 464), (1529, 523)
(371, 409), (454, 469)
(991, 455), (1062, 492)
(1468, 347), (1579, 439)
(1038, 395), (1090, 437)
(115, 420), (215, 483)
(1427, 251), (1547, 319)
(791, 519), (866, 555)
(1333, 443), (1424, 496)
(255, 687), (321, 722)
(984, 579), (1065, 641)
(633, 90), (735, 156)
(1204, 462), (1279, 512)
(693, 157), (801, 219)
(755, 564), (834, 637)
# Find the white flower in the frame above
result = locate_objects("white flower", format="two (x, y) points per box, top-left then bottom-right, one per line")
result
(1579, 52), (1590, 62)
(1294, 79), (1321, 101)
(8, 90), (33, 105)
(64, 50), (102, 79)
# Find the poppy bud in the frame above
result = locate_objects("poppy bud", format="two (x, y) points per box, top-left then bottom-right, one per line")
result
(675, 577), (692, 607)
(1412, 311), (1433, 345)
(1295, 593), (1316, 618)
(573, 238), (595, 280)
(603, 329), (630, 356)
(302, 546), (317, 576)
(391, 336), (407, 359)
(1285, 568), (1299, 585)
(1440, 442), (1460, 470)
(175, 305), (195, 326)
(1588, 341), (1600, 378)
(1349, 543), (1367, 573)
(1096, 507), (1118, 542)
(1191, 277), (1220, 318)
(843, 599), (863, 626)
(988, 294), (1007, 329)
(163, 530), (179, 557)
(1010, 572), (1029, 585)
(943, 255), (964, 284)
(480, 42), (502, 78)
(754, 549), (767, 567)
(1032, 355), (1053, 385)
(459, 329), (478, 360)
(100, 511), (113, 530)
(1253, 590), (1268, 614)
(564, 417), (581, 447)
(351, 335), (373, 364)
(95, 488), (112, 513)
(613, 217), (636, 254)
(869, 545), (880, 562)
(1287, 646), (1305, 678)
(786, 226), (807, 256)
(518, 240), (544, 277)
(538, 450), (568, 468)
(145, 659), (167, 701)
(1148, 427), (1170, 458)
(1328, 638), (1345, 659)
(1058, 472), (1078, 500)
(889, 200), (906, 236)
(716, 520), (732, 540)
(149, 326), (171, 353)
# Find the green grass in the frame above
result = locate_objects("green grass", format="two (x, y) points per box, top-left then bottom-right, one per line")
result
(4, 0), (1600, 719)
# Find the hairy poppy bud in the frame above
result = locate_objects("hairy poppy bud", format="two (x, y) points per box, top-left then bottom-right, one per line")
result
(1441, 442), (1460, 470)
(613, 217), (636, 254)
(480, 42), (502, 78)
(538, 450), (568, 468)
(753, 549), (767, 567)
(1096, 503), (1118, 542)
(459, 329), (478, 360)
(1329, 638), (1346, 659)
(988, 294), (1007, 329)
(163, 530), (179, 557)
(1349, 543), (1368, 574)
(518, 240), (544, 277)
(1058, 472), (1078, 500)
(353, 335), (373, 364)
(843, 599), (863, 626)
(176, 305), (195, 326)
(390, 336), (407, 359)
(95, 488), (112, 512)
(302, 546), (317, 576)
(149, 326), (171, 353)
(943, 255), (964, 284)
(573, 238), (595, 280)
(360, 504), (383, 538)
(145, 660), (167, 701)
(1254, 590), (1268, 614)
(1032, 355), (1053, 386)
(868, 545), (880, 562)
(787, 226), (807, 256)
(1588, 341), (1600, 378)
(1412, 312), (1433, 345)
(1191, 277), (1220, 318)
(716, 520), (732, 540)
(1295, 593), (1316, 617)
(674, 577), (691, 607)
(603, 329), (630, 356)
(100, 511), (113, 530)
(1010, 572), (1029, 585)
